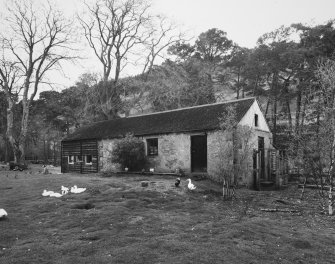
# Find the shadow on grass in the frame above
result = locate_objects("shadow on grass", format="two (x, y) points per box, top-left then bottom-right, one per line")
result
(70, 202), (95, 210)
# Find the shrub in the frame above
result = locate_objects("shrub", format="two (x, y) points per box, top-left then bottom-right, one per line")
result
(111, 134), (147, 171)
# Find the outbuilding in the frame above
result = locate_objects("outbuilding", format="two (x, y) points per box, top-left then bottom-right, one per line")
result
(61, 97), (275, 187)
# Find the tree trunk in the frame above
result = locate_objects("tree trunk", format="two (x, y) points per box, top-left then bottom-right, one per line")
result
(6, 99), (21, 163)
(329, 186), (333, 215)
(252, 76), (259, 96)
(272, 96), (278, 145)
(43, 139), (47, 163)
(283, 80), (292, 131)
(4, 137), (9, 162)
(18, 101), (30, 164)
(236, 71), (240, 99)
(295, 87), (302, 133)
(265, 96), (270, 117)
(272, 73), (278, 145)
(328, 113), (335, 215)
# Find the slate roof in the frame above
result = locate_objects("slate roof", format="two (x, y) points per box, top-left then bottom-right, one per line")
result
(62, 97), (255, 142)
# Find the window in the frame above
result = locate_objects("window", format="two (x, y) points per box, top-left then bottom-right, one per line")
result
(68, 155), (75, 164)
(254, 114), (259, 127)
(76, 156), (83, 162)
(147, 138), (158, 156)
(85, 155), (93, 165)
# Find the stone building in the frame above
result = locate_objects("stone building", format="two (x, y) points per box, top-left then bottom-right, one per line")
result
(61, 97), (274, 187)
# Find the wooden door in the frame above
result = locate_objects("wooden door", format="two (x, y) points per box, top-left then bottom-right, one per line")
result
(258, 136), (265, 180)
(191, 135), (207, 172)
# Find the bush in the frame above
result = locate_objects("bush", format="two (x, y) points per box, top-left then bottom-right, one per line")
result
(111, 134), (147, 171)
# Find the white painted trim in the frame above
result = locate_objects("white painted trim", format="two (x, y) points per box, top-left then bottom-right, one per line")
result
(68, 155), (74, 164)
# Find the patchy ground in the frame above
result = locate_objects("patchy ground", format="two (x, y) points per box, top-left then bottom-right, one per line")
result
(0, 166), (334, 264)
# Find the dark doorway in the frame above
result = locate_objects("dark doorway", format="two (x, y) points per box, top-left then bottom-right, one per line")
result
(191, 135), (207, 172)
(258, 136), (265, 180)
(253, 150), (258, 190)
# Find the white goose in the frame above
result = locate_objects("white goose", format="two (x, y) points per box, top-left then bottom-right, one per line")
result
(49, 192), (63, 198)
(42, 190), (54, 197)
(42, 190), (62, 198)
(0, 209), (8, 218)
(186, 179), (196, 190)
(61, 186), (69, 195)
(70, 185), (86, 194)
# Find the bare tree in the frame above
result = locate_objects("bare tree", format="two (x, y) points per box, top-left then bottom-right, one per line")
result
(0, 45), (22, 162)
(290, 59), (335, 215)
(0, 0), (75, 164)
(80, 0), (188, 118)
(79, 0), (152, 119)
(141, 15), (186, 76)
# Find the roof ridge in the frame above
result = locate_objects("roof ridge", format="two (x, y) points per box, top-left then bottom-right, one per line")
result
(127, 97), (255, 119)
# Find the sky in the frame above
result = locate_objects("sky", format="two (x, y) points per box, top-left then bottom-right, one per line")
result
(1, 0), (335, 93)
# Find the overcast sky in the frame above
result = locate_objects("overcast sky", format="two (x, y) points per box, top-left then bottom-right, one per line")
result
(1, 0), (335, 92)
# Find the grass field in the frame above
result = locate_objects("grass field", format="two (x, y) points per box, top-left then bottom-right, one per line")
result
(0, 166), (334, 264)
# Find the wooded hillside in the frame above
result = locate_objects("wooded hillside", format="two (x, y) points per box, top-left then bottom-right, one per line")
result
(1, 0), (335, 164)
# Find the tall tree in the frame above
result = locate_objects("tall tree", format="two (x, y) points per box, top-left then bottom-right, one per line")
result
(145, 59), (215, 111)
(226, 45), (250, 99)
(0, 0), (75, 164)
(254, 26), (302, 142)
(80, 0), (151, 119)
(290, 59), (335, 215)
(292, 21), (335, 134)
(195, 28), (233, 63)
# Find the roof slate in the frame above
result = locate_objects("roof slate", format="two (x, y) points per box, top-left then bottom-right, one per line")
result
(62, 97), (255, 141)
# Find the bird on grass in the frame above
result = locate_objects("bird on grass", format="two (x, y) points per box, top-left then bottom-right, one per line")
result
(42, 190), (54, 197)
(49, 192), (62, 198)
(42, 190), (62, 198)
(175, 178), (181, 187)
(0, 209), (8, 218)
(61, 186), (69, 195)
(70, 185), (86, 194)
(186, 179), (196, 190)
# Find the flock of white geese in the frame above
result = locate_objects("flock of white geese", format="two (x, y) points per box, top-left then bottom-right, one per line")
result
(42, 185), (86, 197)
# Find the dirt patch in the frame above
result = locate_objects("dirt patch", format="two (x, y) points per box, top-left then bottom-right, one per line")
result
(79, 235), (101, 241)
(292, 240), (312, 249)
(71, 202), (95, 210)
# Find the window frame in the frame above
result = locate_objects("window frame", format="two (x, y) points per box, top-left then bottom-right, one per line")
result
(68, 155), (75, 164)
(146, 138), (158, 156)
(76, 155), (83, 163)
(85, 155), (93, 165)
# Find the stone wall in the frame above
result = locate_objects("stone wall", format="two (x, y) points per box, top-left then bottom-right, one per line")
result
(98, 139), (121, 172)
(144, 134), (191, 173)
(207, 128), (273, 187)
(98, 133), (191, 173)
(98, 128), (272, 186)
(207, 130), (253, 186)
